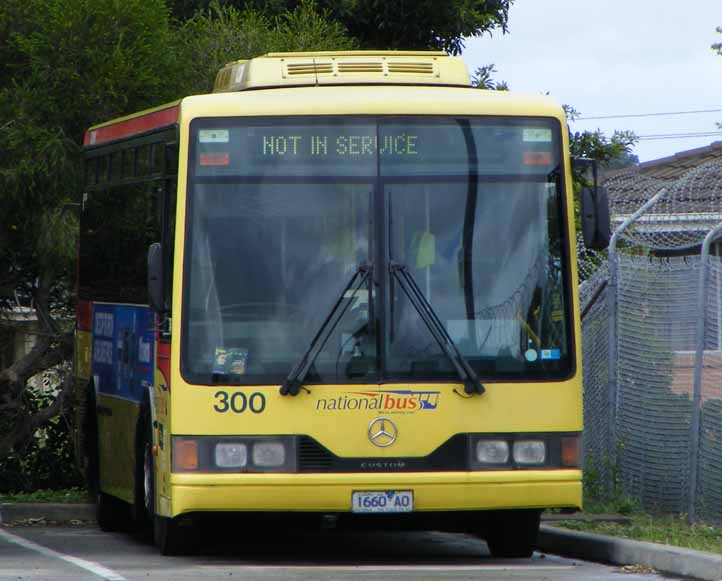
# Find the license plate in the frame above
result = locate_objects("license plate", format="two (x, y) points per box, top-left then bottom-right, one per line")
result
(352, 490), (413, 513)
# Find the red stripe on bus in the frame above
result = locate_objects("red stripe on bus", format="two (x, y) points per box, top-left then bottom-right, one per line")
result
(76, 299), (93, 331)
(156, 341), (171, 392)
(83, 105), (179, 146)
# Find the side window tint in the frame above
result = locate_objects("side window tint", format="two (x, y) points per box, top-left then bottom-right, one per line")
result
(137, 145), (151, 176)
(122, 148), (134, 179)
(78, 183), (160, 303)
(84, 158), (97, 186)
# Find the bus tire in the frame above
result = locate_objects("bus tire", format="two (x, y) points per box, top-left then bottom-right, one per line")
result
(154, 515), (198, 555)
(96, 492), (131, 532)
(144, 414), (199, 555)
(132, 405), (153, 523)
(484, 509), (541, 559)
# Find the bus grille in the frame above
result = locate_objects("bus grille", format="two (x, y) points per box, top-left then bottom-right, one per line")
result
(297, 434), (468, 473)
(298, 436), (334, 471)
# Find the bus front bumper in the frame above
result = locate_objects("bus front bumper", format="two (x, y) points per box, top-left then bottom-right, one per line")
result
(166, 470), (582, 517)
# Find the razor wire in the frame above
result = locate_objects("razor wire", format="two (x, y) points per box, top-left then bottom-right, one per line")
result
(579, 157), (722, 523)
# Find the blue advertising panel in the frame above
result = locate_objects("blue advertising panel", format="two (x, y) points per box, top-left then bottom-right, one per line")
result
(92, 304), (155, 403)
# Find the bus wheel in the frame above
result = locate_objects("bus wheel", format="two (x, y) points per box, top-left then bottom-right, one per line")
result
(143, 438), (154, 517)
(484, 509), (541, 558)
(96, 493), (130, 532)
(132, 407), (153, 523)
(154, 515), (198, 555)
(145, 422), (199, 555)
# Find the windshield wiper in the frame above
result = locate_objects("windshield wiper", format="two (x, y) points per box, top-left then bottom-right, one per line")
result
(280, 263), (372, 396)
(390, 262), (485, 396)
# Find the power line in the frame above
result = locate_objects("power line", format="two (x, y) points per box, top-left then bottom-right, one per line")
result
(577, 108), (722, 121)
(636, 131), (722, 141)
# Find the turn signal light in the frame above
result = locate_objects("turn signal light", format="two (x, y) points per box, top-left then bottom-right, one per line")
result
(173, 438), (199, 471)
(561, 436), (581, 467)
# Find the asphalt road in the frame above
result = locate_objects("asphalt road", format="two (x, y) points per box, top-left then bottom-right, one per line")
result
(0, 522), (689, 581)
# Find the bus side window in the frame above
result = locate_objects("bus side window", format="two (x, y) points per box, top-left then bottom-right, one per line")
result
(84, 158), (97, 187)
(161, 178), (177, 314)
(78, 182), (160, 304)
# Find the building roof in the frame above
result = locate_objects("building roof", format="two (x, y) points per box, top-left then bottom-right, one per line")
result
(638, 141), (722, 181)
(601, 142), (722, 251)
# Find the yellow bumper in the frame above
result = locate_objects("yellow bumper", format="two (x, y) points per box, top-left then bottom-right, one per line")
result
(168, 470), (582, 516)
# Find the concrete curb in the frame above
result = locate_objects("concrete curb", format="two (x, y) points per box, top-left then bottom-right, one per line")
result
(0, 503), (95, 523)
(539, 524), (722, 581)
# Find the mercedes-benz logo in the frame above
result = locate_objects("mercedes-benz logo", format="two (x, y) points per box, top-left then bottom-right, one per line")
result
(368, 417), (398, 447)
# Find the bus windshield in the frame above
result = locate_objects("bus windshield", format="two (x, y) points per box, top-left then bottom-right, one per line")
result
(182, 116), (572, 385)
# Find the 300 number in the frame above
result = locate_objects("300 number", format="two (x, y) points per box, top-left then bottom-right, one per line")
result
(213, 391), (266, 414)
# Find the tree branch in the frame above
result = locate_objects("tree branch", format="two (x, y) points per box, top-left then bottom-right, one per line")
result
(0, 373), (72, 458)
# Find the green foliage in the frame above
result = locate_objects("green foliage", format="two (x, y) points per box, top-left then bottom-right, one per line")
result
(564, 106), (638, 186)
(273, 1), (355, 53)
(557, 513), (722, 554)
(0, 0), (357, 489)
(0, 381), (83, 493)
(9, 0), (176, 131)
(569, 128), (638, 171)
(471, 64), (509, 90)
(167, 0), (511, 55)
(561, 106), (638, 252)
(0, 0), (186, 483)
(583, 440), (641, 515)
(1, 0), (183, 305)
(319, 0), (511, 55)
(173, 1), (355, 95)
(0, 487), (90, 503)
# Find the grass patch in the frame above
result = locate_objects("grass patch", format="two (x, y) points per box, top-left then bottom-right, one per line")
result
(556, 513), (722, 554)
(582, 496), (642, 515)
(0, 487), (91, 504)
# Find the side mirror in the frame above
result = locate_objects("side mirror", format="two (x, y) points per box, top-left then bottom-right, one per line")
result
(581, 186), (611, 250)
(147, 242), (164, 313)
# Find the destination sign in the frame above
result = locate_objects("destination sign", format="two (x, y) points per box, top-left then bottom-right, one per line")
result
(261, 133), (419, 157)
(193, 120), (559, 177)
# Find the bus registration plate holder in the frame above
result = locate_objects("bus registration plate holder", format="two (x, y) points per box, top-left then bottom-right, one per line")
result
(352, 490), (413, 513)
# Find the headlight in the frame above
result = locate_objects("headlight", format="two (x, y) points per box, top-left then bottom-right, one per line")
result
(252, 441), (286, 467)
(172, 436), (297, 473)
(215, 442), (247, 468)
(513, 440), (546, 465)
(468, 433), (579, 470)
(475, 440), (510, 464)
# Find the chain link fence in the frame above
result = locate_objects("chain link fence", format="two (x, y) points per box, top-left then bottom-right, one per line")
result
(579, 263), (610, 489)
(581, 157), (722, 523)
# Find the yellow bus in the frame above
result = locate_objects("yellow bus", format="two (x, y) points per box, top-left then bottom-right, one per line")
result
(76, 51), (586, 556)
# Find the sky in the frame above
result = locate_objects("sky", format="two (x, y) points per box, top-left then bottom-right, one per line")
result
(461, 1), (722, 163)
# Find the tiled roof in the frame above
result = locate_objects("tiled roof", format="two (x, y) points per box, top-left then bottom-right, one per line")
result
(601, 150), (722, 251)
(638, 141), (722, 181)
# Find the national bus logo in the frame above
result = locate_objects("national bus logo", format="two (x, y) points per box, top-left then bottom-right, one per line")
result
(315, 389), (440, 413)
